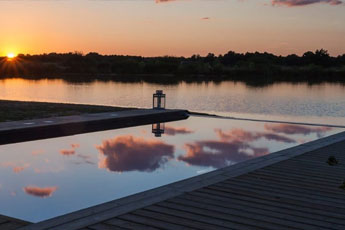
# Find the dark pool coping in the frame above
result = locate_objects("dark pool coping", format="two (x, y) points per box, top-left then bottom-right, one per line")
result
(17, 129), (345, 230)
(0, 109), (189, 145)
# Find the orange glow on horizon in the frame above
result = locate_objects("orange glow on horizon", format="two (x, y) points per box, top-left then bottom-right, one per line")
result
(6, 53), (17, 61)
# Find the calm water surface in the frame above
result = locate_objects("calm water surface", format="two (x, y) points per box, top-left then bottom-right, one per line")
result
(0, 116), (343, 222)
(1, 78), (345, 125)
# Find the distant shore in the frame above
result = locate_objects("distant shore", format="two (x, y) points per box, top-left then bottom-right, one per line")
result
(1, 50), (344, 86)
(0, 100), (133, 122)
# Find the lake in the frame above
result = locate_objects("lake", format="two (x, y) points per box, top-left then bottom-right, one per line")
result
(1, 78), (345, 126)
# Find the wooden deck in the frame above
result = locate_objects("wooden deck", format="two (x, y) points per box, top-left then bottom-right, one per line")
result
(0, 215), (31, 230)
(18, 131), (345, 230)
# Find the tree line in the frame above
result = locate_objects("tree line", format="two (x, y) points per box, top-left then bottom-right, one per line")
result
(1, 49), (344, 84)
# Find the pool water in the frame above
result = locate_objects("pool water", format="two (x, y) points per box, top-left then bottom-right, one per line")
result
(0, 116), (342, 222)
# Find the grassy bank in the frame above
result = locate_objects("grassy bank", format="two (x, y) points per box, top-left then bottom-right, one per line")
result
(0, 100), (133, 122)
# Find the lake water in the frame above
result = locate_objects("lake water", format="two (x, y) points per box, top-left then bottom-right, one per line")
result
(1, 78), (345, 125)
(0, 115), (342, 222)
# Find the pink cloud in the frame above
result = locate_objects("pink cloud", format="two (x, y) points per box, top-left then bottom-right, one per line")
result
(60, 149), (75, 156)
(264, 124), (332, 137)
(97, 135), (174, 172)
(23, 186), (58, 198)
(164, 126), (194, 136)
(71, 143), (80, 148)
(13, 166), (25, 173)
(178, 127), (298, 168)
(32, 149), (45, 155)
(215, 128), (296, 143)
(271, 0), (342, 6)
(179, 140), (268, 168)
(60, 143), (80, 156)
(155, 0), (177, 3)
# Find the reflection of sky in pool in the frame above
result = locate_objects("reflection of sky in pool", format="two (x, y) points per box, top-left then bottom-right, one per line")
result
(0, 116), (342, 222)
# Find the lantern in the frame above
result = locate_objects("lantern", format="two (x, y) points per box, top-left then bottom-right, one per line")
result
(152, 123), (165, 137)
(153, 90), (166, 109)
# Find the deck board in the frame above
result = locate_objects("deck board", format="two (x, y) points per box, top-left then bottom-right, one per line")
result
(17, 130), (345, 230)
(0, 215), (31, 230)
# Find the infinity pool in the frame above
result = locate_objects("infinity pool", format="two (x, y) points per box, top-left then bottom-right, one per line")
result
(0, 116), (342, 222)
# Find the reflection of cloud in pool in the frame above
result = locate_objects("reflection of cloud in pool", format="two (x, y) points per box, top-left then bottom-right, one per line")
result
(60, 149), (75, 156)
(179, 140), (268, 168)
(216, 128), (296, 143)
(13, 166), (25, 173)
(179, 127), (299, 168)
(71, 143), (80, 148)
(60, 143), (80, 156)
(23, 186), (58, 198)
(164, 126), (194, 136)
(264, 124), (332, 137)
(97, 135), (174, 172)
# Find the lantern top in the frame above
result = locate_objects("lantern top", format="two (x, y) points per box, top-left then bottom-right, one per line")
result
(155, 90), (164, 95)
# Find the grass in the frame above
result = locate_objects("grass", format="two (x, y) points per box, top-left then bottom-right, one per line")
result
(0, 100), (134, 122)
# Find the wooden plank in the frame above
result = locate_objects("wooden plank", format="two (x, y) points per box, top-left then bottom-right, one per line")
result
(270, 160), (345, 174)
(246, 171), (345, 193)
(224, 177), (345, 202)
(241, 172), (345, 195)
(207, 185), (345, 213)
(134, 209), (228, 230)
(87, 223), (128, 230)
(179, 193), (345, 229)
(106, 218), (160, 230)
(157, 201), (282, 230)
(252, 168), (344, 186)
(145, 205), (247, 230)
(214, 182), (345, 208)
(168, 197), (325, 230)
(198, 187), (345, 221)
(191, 190), (345, 224)
(0, 221), (25, 230)
(118, 213), (193, 230)
(263, 163), (345, 177)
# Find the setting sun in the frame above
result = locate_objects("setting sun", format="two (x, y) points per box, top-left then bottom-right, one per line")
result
(7, 53), (16, 59)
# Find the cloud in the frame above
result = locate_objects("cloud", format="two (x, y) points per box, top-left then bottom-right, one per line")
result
(155, 0), (177, 3)
(179, 140), (268, 168)
(264, 124), (332, 137)
(164, 126), (194, 136)
(71, 143), (80, 148)
(13, 166), (25, 173)
(1, 162), (30, 173)
(155, 0), (343, 6)
(178, 127), (298, 168)
(23, 186), (58, 198)
(59, 143), (80, 156)
(215, 128), (296, 143)
(32, 149), (45, 156)
(60, 149), (75, 156)
(271, 0), (342, 6)
(97, 135), (174, 172)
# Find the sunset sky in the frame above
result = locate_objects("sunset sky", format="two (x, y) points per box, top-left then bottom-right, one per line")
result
(0, 0), (344, 57)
